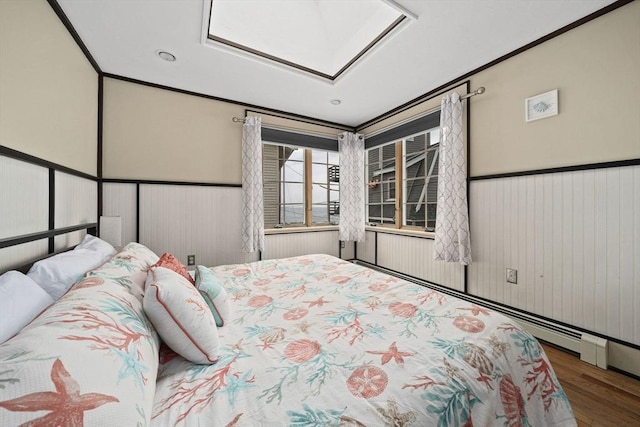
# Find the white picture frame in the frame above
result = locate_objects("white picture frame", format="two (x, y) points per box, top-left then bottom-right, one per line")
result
(525, 89), (558, 122)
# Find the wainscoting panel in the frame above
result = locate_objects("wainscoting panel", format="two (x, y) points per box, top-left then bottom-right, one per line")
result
(341, 240), (356, 260)
(376, 233), (465, 291)
(355, 231), (376, 265)
(0, 156), (48, 239)
(263, 231), (340, 260)
(138, 184), (258, 268)
(54, 172), (97, 250)
(102, 182), (137, 246)
(0, 156), (49, 270)
(469, 165), (639, 346)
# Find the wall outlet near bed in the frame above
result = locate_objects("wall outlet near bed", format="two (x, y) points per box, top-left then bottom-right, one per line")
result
(506, 268), (518, 284)
(187, 255), (195, 266)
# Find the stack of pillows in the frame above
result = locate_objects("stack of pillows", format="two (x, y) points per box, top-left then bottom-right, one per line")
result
(1, 236), (230, 366)
(144, 253), (230, 364)
(0, 234), (116, 343)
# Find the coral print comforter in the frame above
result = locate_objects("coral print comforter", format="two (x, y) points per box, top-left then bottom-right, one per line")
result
(152, 254), (576, 426)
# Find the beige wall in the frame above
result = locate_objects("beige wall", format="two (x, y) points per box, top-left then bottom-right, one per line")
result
(0, 0), (98, 176)
(359, 2), (639, 177)
(470, 1), (639, 176)
(102, 78), (245, 184)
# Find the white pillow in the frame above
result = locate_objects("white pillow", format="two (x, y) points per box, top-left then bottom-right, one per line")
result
(75, 234), (116, 259)
(144, 266), (219, 364)
(0, 271), (54, 344)
(27, 234), (116, 300)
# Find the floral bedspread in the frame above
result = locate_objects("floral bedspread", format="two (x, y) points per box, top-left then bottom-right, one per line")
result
(152, 254), (576, 427)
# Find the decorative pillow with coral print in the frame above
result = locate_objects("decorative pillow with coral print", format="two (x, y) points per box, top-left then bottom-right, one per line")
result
(144, 266), (219, 364)
(0, 243), (160, 426)
(151, 253), (195, 285)
(194, 265), (230, 327)
(83, 241), (160, 301)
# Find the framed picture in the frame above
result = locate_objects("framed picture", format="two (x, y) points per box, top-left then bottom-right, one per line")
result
(525, 89), (558, 122)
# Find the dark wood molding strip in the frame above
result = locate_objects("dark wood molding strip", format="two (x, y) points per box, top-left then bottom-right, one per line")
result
(356, 0), (634, 130)
(102, 73), (354, 131)
(47, 0), (102, 74)
(0, 223), (98, 250)
(471, 158), (640, 181)
(0, 146), (98, 181)
(97, 75), (104, 220)
(102, 178), (242, 188)
(48, 169), (55, 253)
(135, 183), (140, 243)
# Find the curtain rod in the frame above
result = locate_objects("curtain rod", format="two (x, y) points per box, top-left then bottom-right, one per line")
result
(460, 86), (485, 100)
(232, 87), (486, 123)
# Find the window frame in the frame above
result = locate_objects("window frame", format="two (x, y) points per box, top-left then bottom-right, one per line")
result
(365, 109), (442, 232)
(262, 141), (339, 229)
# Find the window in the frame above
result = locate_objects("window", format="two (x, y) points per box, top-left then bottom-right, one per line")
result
(365, 110), (441, 231)
(263, 143), (339, 228)
(403, 129), (440, 230)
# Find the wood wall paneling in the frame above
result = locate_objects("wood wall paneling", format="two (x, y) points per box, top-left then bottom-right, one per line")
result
(138, 184), (258, 267)
(375, 233), (465, 291)
(53, 172), (97, 250)
(263, 231), (340, 260)
(468, 165), (640, 346)
(0, 156), (49, 270)
(102, 182), (137, 246)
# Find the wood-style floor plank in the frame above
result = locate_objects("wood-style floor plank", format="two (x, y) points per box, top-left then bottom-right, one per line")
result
(541, 342), (640, 426)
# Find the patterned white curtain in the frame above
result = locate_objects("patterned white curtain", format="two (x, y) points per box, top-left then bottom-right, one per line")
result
(434, 93), (472, 265)
(338, 132), (365, 242)
(241, 117), (264, 252)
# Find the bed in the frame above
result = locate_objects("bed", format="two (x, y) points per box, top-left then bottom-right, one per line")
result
(0, 242), (576, 426)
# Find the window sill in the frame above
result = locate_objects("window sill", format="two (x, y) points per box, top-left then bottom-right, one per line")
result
(265, 225), (339, 235)
(365, 225), (435, 239)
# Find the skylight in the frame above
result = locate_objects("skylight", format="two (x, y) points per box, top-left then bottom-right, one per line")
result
(208, 0), (407, 80)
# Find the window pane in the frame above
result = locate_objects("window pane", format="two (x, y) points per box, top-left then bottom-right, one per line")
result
(405, 133), (426, 156)
(282, 160), (304, 183)
(311, 150), (327, 163)
(281, 204), (304, 225)
(429, 128), (441, 146)
(312, 183), (328, 203)
(382, 204), (395, 223)
(405, 203), (425, 227)
(403, 131), (434, 227)
(328, 151), (339, 165)
(426, 203), (437, 231)
(405, 178), (424, 204)
(366, 142), (396, 224)
(264, 143), (339, 227)
(287, 147), (304, 161)
(282, 182), (304, 204)
(311, 163), (327, 182)
(311, 204), (329, 224)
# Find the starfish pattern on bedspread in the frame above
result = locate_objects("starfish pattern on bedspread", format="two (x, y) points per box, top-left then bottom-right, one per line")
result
(0, 358), (119, 426)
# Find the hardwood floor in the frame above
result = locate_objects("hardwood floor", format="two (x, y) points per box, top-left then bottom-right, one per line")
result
(541, 342), (640, 426)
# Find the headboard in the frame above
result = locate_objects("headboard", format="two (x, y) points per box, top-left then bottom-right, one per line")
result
(0, 223), (97, 274)
(0, 146), (99, 274)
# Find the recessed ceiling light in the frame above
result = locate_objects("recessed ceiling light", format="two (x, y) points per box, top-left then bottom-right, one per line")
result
(330, 99), (342, 105)
(156, 50), (176, 62)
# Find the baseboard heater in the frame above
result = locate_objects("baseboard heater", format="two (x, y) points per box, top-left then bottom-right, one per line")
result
(353, 261), (639, 377)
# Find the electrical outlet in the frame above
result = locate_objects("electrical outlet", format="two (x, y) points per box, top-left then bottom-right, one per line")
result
(187, 255), (195, 266)
(506, 268), (517, 284)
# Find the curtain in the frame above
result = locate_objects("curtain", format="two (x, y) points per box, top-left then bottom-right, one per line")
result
(241, 117), (264, 252)
(434, 92), (472, 265)
(338, 132), (365, 242)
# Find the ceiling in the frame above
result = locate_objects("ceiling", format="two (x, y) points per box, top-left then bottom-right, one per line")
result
(57, 0), (617, 128)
